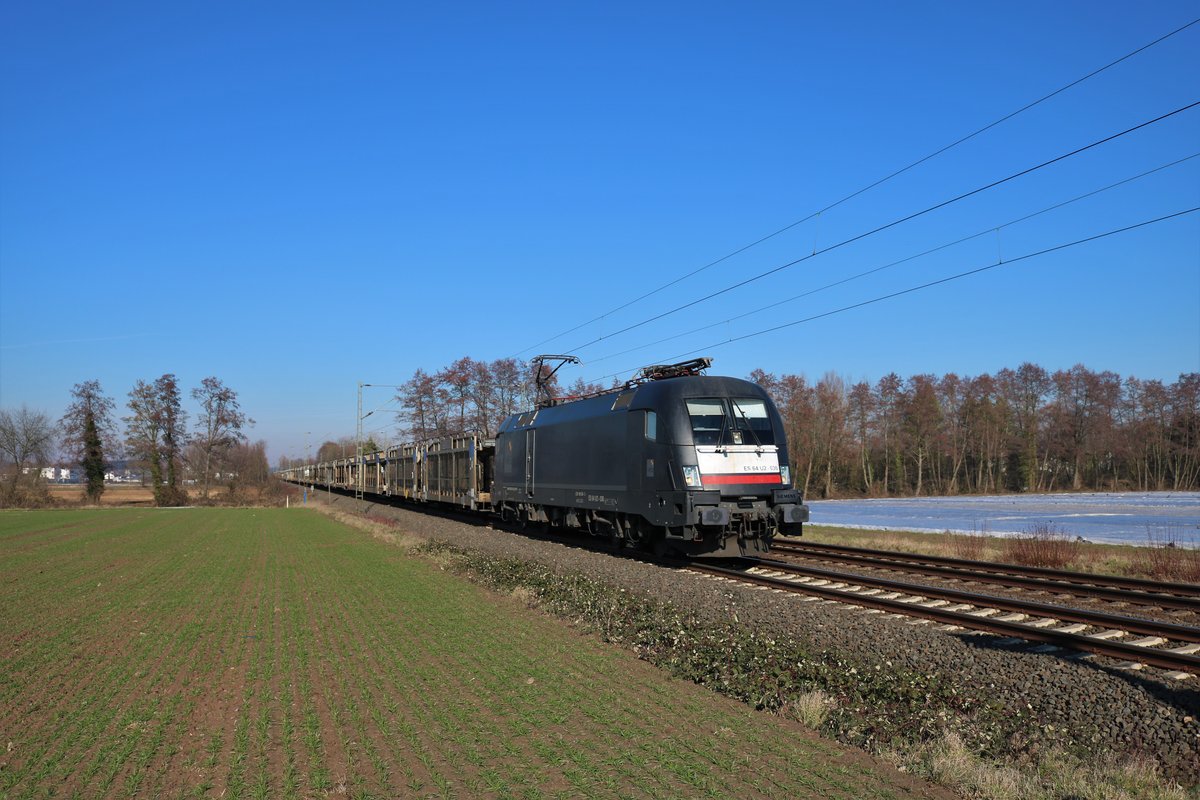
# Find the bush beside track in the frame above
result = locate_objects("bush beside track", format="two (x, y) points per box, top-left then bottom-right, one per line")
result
(317, 493), (1200, 798)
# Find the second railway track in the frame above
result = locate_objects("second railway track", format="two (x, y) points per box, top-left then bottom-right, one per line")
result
(769, 538), (1200, 612)
(684, 554), (1200, 677)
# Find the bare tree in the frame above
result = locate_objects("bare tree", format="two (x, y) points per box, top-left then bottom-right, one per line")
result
(847, 381), (876, 494)
(768, 373), (816, 496)
(1168, 374), (1200, 490)
(812, 373), (849, 498)
(875, 373), (904, 495)
(470, 360), (498, 436)
(902, 375), (941, 496)
(225, 440), (270, 500)
(438, 357), (475, 436)
(125, 380), (165, 488)
(0, 405), (56, 502)
(399, 369), (443, 441)
(125, 374), (189, 505)
(191, 377), (249, 499)
(963, 374), (1006, 493)
(490, 357), (525, 429)
(997, 363), (1050, 492)
(60, 380), (117, 503)
(156, 374), (187, 500)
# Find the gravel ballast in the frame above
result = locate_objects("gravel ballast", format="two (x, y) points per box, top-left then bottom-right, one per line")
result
(319, 493), (1200, 787)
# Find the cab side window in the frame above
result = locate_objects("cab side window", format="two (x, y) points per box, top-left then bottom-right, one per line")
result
(644, 410), (657, 441)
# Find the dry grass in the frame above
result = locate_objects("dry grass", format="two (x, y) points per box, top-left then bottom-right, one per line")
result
(1001, 523), (1082, 569)
(1035, 749), (1188, 800)
(947, 531), (987, 561)
(1132, 526), (1200, 583)
(780, 690), (835, 729)
(44, 483), (255, 506)
(800, 524), (1195, 580)
(509, 585), (539, 607)
(920, 732), (1024, 800)
(47, 484), (159, 505)
(310, 503), (425, 551)
(898, 731), (1188, 800)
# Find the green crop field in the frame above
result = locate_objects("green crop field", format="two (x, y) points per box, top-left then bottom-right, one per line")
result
(0, 508), (945, 799)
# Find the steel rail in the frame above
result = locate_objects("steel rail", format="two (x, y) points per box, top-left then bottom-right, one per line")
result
(687, 560), (1200, 674)
(772, 540), (1200, 602)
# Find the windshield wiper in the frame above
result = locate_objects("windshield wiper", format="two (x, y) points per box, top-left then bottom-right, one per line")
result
(733, 401), (764, 451)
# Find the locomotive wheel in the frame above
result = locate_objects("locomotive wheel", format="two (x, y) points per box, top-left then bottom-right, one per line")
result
(608, 523), (626, 554)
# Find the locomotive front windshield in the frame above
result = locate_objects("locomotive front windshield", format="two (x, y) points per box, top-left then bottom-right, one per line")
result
(686, 398), (776, 446)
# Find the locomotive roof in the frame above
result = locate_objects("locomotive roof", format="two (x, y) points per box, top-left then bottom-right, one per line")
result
(499, 374), (771, 432)
(622, 374), (769, 408)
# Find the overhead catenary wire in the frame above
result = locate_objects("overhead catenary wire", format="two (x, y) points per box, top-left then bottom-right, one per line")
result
(580, 152), (1200, 367)
(558, 100), (1200, 355)
(510, 16), (1200, 359)
(580, 207), (1200, 386)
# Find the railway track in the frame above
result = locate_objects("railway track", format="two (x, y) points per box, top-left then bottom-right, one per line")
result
(770, 538), (1200, 612)
(683, 554), (1200, 677)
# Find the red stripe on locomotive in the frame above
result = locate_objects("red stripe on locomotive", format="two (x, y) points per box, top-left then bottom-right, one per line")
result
(701, 473), (782, 485)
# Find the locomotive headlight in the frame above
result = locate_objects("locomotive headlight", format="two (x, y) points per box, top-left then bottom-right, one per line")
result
(682, 465), (702, 488)
(780, 466), (791, 486)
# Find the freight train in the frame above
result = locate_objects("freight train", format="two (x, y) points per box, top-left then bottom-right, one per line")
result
(280, 358), (809, 556)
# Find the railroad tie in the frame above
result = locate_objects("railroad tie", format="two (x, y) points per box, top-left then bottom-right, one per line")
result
(1125, 636), (1167, 647)
(1087, 629), (1127, 640)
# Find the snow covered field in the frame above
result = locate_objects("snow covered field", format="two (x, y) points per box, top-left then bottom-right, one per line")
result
(807, 492), (1200, 546)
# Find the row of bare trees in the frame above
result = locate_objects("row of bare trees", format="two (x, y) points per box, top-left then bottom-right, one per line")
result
(0, 376), (258, 507)
(395, 356), (610, 441)
(277, 356), (1198, 500)
(755, 364), (1200, 498)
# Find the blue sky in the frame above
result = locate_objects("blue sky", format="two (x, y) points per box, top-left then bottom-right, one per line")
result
(2, 1), (1197, 461)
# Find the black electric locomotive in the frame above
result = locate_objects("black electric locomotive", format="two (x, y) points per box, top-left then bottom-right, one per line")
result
(492, 358), (808, 555)
(280, 358), (809, 556)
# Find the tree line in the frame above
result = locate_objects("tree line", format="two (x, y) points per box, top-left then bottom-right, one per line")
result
(396, 356), (609, 442)
(300, 357), (1199, 500)
(0, 375), (259, 507)
(753, 364), (1200, 498)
